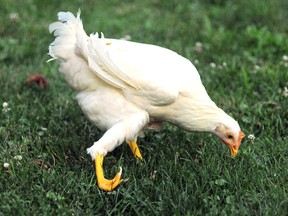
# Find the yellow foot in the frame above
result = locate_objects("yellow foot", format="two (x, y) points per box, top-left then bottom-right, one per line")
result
(127, 140), (143, 160)
(95, 154), (123, 191)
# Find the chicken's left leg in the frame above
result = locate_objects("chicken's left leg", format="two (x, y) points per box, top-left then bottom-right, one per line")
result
(87, 111), (149, 191)
(127, 140), (143, 160)
(95, 154), (123, 191)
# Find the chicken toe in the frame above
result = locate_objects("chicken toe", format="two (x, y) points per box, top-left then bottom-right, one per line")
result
(95, 154), (123, 191)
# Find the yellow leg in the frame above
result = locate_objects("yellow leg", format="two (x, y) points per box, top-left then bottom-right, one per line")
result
(127, 140), (143, 160)
(95, 154), (123, 191)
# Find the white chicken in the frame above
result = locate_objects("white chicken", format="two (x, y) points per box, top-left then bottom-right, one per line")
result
(49, 11), (245, 191)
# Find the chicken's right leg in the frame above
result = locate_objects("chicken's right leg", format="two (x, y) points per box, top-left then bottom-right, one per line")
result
(127, 140), (143, 160)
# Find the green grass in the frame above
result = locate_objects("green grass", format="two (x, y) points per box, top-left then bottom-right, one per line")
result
(1, 0), (288, 215)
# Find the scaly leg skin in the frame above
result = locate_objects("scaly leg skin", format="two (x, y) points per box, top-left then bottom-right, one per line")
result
(127, 140), (143, 160)
(95, 153), (123, 191)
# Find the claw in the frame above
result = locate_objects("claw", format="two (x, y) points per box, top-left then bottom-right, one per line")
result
(127, 140), (143, 160)
(95, 154), (124, 191)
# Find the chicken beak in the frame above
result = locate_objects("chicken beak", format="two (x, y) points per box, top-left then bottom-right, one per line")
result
(229, 146), (238, 157)
(229, 131), (245, 157)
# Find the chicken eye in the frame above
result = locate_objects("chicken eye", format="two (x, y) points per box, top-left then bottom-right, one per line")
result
(227, 134), (233, 139)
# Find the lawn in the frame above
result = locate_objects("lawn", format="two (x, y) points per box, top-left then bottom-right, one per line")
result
(1, 0), (288, 215)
